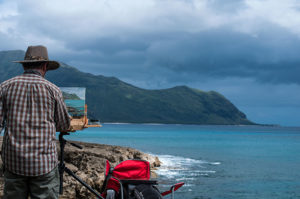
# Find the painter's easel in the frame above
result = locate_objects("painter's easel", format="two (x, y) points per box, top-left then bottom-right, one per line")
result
(68, 104), (101, 131)
(58, 104), (103, 198)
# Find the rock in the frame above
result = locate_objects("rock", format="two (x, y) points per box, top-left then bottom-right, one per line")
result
(0, 137), (160, 199)
(154, 156), (161, 167)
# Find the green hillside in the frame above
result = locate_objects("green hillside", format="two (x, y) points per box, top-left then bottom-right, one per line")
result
(0, 50), (254, 125)
(62, 92), (81, 100)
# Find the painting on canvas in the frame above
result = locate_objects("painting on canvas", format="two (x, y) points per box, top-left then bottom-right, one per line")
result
(60, 87), (86, 118)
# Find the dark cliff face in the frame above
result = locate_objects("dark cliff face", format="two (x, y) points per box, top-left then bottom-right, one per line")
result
(0, 50), (254, 125)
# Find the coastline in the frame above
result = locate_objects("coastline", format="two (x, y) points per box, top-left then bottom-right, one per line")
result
(0, 136), (161, 199)
(102, 122), (284, 127)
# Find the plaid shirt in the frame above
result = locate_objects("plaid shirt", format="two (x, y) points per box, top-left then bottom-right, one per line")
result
(0, 71), (70, 176)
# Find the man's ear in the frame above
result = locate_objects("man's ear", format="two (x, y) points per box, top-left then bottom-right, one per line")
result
(41, 62), (48, 76)
(42, 62), (48, 71)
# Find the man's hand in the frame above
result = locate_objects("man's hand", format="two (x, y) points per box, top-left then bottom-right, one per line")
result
(68, 118), (77, 132)
(68, 117), (87, 131)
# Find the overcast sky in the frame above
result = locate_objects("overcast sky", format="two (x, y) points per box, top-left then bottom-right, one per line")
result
(1, 0), (300, 126)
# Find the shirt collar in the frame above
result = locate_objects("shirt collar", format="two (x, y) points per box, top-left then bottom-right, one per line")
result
(23, 69), (44, 77)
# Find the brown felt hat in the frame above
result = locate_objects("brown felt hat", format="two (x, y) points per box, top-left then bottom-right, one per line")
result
(13, 45), (60, 70)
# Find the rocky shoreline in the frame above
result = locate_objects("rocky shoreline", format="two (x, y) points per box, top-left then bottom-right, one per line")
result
(0, 137), (161, 198)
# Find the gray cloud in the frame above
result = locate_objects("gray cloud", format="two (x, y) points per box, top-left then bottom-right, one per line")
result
(1, 0), (300, 125)
(206, 0), (247, 13)
(56, 26), (300, 86)
(145, 27), (300, 84)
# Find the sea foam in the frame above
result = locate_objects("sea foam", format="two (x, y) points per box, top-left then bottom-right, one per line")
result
(152, 154), (220, 186)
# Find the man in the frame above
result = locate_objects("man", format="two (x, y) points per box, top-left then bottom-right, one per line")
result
(0, 45), (71, 198)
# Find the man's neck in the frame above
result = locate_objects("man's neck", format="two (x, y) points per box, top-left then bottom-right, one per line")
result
(24, 69), (45, 77)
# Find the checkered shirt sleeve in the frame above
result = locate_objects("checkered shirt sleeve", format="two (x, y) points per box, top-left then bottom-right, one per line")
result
(0, 88), (4, 131)
(0, 73), (71, 176)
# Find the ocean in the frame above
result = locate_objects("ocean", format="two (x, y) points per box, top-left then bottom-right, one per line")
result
(62, 124), (300, 199)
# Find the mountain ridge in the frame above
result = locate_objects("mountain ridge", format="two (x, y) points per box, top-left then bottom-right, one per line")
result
(0, 50), (254, 125)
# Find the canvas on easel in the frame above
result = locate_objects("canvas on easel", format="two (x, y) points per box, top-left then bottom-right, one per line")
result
(61, 87), (86, 118)
(60, 87), (100, 131)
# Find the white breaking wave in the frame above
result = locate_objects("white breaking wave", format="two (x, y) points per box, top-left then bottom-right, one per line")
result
(152, 154), (220, 181)
(150, 154), (221, 194)
(208, 162), (221, 165)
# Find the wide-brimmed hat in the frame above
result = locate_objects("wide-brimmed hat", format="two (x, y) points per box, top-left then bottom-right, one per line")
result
(13, 45), (60, 70)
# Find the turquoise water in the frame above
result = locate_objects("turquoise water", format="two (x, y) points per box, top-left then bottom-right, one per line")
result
(60, 124), (300, 199)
